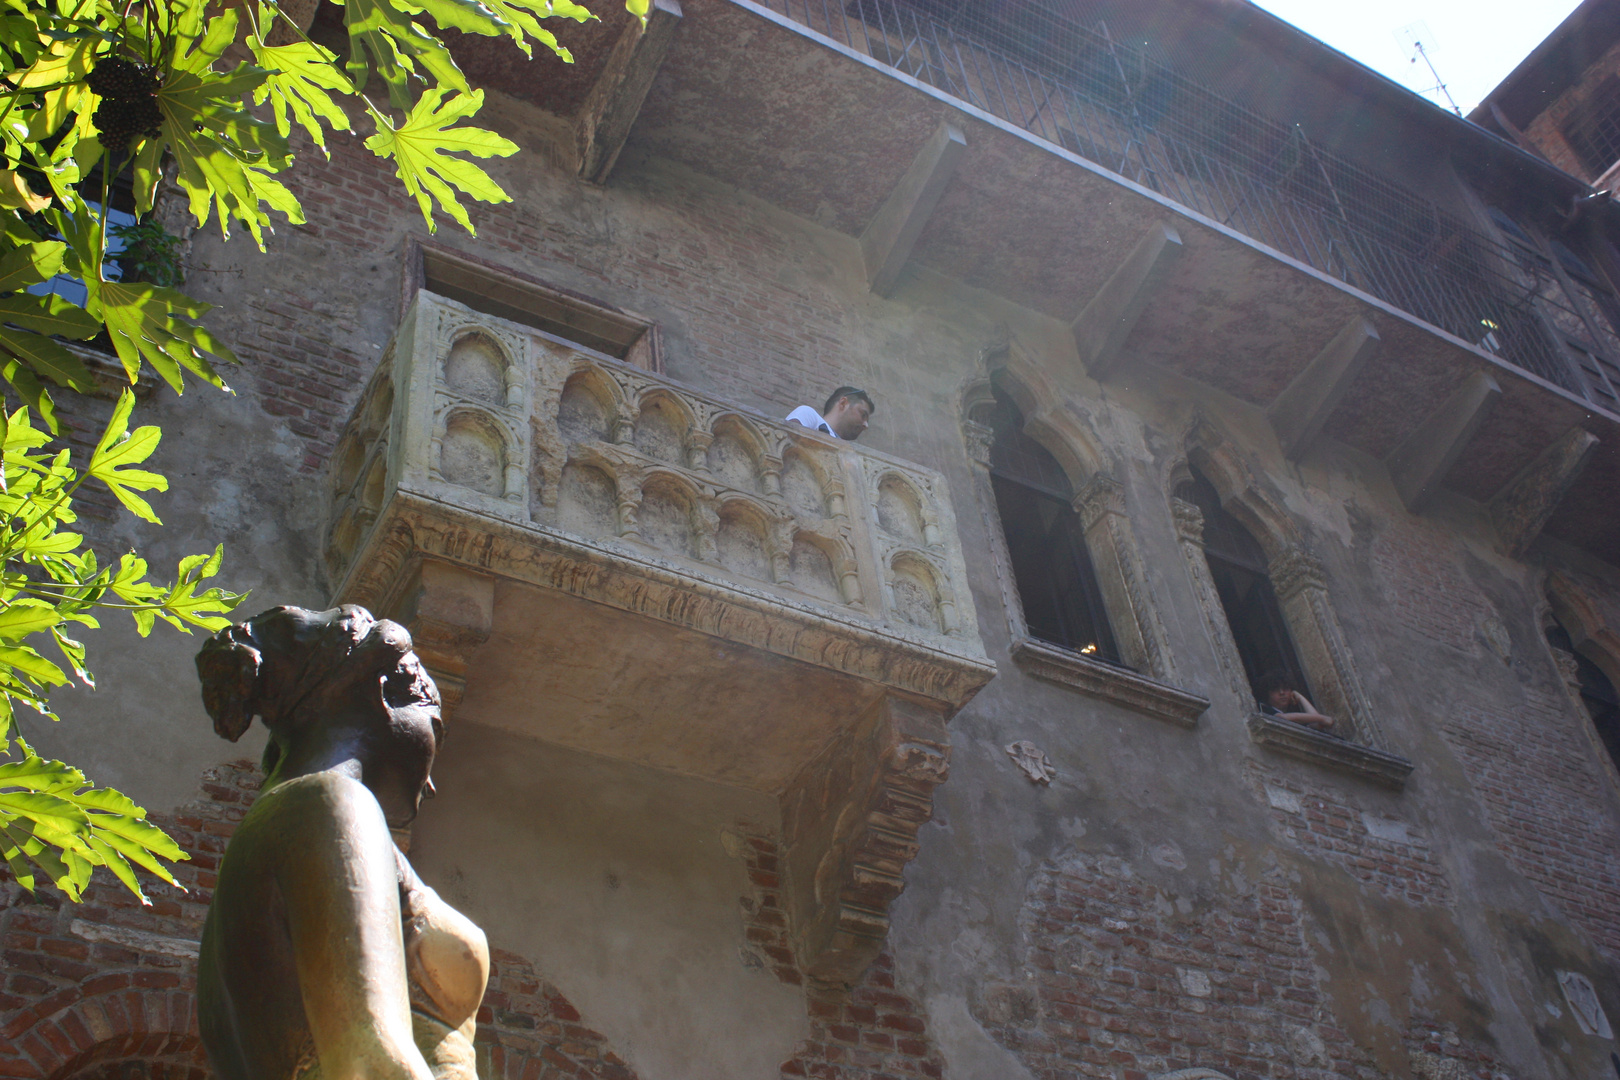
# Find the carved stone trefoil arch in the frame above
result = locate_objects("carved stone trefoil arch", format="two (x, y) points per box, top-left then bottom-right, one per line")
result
(961, 341), (1207, 727)
(1171, 415), (1412, 788)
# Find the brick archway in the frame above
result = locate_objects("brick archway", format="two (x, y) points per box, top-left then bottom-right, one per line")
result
(11, 988), (206, 1080)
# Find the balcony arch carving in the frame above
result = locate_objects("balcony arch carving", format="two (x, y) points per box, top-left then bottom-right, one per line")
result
(706, 412), (770, 492)
(632, 387), (698, 466)
(437, 406), (519, 501)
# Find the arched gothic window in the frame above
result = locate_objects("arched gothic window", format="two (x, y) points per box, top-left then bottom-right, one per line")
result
(1547, 617), (1620, 772)
(1176, 467), (1309, 699)
(983, 384), (1121, 664)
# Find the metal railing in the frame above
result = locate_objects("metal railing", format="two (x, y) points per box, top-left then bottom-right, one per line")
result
(756, 0), (1593, 398)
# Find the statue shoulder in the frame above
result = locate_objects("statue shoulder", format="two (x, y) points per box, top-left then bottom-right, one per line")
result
(248, 771), (393, 843)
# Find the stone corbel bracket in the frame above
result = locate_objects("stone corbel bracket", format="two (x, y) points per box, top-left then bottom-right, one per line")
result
(1490, 425), (1599, 559)
(779, 696), (951, 989)
(860, 120), (967, 297)
(575, 0), (684, 184)
(1073, 221), (1184, 380)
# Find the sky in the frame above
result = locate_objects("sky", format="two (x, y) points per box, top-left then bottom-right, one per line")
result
(1250, 0), (1584, 116)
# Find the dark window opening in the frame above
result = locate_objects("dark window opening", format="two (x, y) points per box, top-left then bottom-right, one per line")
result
(1177, 468), (1310, 703)
(1565, 76), (1620, 178)
(1547, 620), (1620, 772)
(17, 165), (157, 359)
(981, 383), (1121, 665)
(1487, 206), (1539, 253)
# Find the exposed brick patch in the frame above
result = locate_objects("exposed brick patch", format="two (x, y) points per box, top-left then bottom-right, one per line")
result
(732, 831), (947, 1079)
(780, 956), (946, 1080)
(1250, 765), (1453, 906)
(737, 831), (801, 987)
(1443, 691), (1620, 959)
(1518, 36), (1620, 182)
(0, 760), (258, 1079)
(477, 951), (639, 1080)
(1372, 517), (1492, 655)
(1403, 1015), (1516, 1080)
(979, 851), (1380, 1080)
(1, 762), (638, 1079)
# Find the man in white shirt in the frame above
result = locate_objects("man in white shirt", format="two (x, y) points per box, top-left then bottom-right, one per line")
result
(785, 386), (875, 441)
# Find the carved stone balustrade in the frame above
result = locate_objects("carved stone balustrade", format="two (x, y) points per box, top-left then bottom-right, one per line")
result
(325, 291), (996, 985)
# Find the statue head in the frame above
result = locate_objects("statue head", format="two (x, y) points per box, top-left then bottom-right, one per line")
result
(196, 605), (443, 826)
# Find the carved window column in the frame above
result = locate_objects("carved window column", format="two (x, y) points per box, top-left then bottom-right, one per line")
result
(1266, 546), (1386, 749)
(1074, 474), (1179, 681)
(1171, 497), (1250, 702)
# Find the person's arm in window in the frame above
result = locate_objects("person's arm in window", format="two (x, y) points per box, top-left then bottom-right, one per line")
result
(1277, 691), (1333, 731)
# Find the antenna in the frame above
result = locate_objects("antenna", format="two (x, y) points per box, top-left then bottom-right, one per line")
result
(1394, 21), (1462, 116)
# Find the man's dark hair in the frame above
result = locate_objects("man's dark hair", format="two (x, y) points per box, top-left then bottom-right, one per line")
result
(1254, 670), (1295, 699)
(823, 386), (875, 416)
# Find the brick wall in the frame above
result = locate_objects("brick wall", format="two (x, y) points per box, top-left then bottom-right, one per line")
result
(221, 126), (865, 476)
(785, 958), (944, 1080)
(1250, 765), (1453, 906)
(975, 851), (1380, 1080)
(478, 952), (639, 1080)
(1372, 517), (1493, 656)
(736, 832), (947, 1080)
(0, 761), (253, 1080)
(1519, 37), (1620, 182)
(1402, 1017), (1515, 1080)
(1443, 687), (1620, 959)
(0, 762), (639, 1080)
(5, 774), (953, 1080)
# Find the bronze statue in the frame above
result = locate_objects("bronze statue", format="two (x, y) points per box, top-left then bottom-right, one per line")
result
(195, 605), (488, 1080)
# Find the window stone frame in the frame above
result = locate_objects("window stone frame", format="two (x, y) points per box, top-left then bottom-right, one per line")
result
(1543, 569), (1620, 800)
(1172, 418), (1413, 788)
(963, 346), (1208, 727)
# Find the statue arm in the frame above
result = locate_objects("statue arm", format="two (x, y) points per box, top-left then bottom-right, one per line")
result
(272, 774), (436, 1080)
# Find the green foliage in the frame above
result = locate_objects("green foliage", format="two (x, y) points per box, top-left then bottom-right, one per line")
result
(109, 218), (184, 287)
(0, 0), (636, 902)
(365, 87), (517, 234)
(0, 394), (244, 900)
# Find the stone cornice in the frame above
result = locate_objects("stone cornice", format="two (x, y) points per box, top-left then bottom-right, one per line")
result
(1246, 713), (1414, 789)
(1011, 637), (1207, 726)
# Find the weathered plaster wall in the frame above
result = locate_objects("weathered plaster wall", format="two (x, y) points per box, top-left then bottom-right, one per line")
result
(408, 724), (806, 1080)
(5, 64), (1620, 1080)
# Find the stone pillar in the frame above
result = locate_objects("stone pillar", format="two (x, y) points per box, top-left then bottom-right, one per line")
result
(1074, 473), (1176, 680)
(686, 429), (713, 472)
(1172, 497), (1249, 702)
(1268, 546), (1383, 747)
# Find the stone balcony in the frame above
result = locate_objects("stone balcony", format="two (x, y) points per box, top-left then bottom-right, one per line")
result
(325, 290), (996, 984)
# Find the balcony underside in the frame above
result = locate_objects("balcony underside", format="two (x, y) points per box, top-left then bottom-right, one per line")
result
(533, 0), (1615, 559)
(340, 491), (992, 789)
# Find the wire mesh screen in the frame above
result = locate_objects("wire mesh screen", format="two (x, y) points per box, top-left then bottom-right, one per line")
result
(755, 0), (1588, 397)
